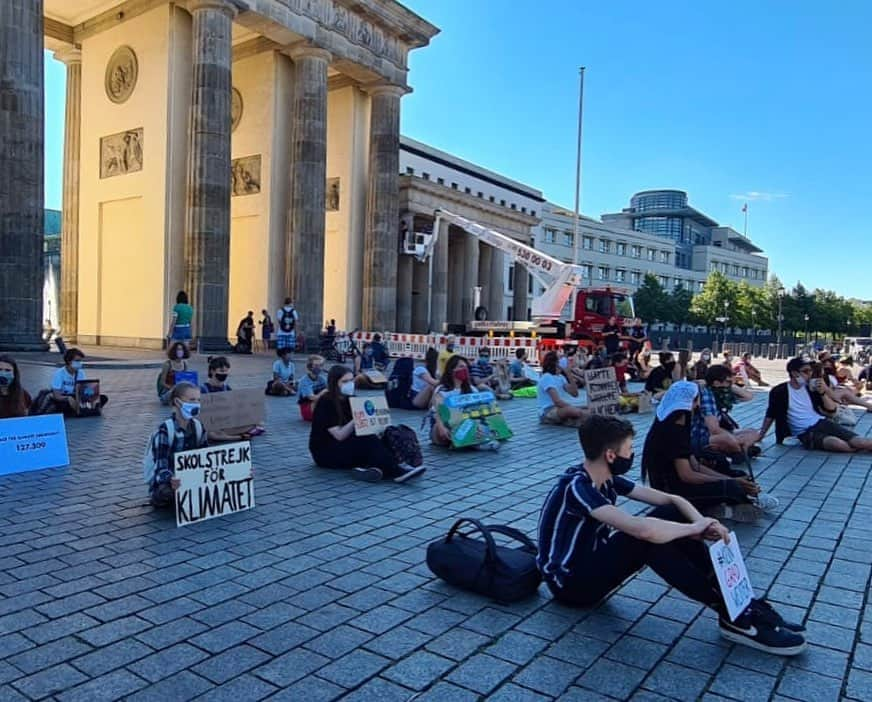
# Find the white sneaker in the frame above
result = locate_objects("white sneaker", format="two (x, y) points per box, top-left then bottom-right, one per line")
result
(755, 493), (780, 512)
(394, 465), (426, 483)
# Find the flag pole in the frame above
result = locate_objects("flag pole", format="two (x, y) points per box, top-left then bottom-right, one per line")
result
(572, 67), (586, 268)
(743, 203), (748, 237)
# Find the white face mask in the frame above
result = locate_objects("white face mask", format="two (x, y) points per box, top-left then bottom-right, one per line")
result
(340, 381), (356, 397)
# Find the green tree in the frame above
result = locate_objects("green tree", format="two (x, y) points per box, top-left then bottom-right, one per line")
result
(667, 284), (695, 326)
(634, 273), (670, 322)
(690, 271), (737, 325)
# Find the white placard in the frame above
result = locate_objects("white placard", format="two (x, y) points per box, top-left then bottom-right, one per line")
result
(583, 367), (621, 415)
(0, 415), (70, 475)
(350, 396), (391, 436)
(709, 532), (754, 621)
(173, 441), (255, 527)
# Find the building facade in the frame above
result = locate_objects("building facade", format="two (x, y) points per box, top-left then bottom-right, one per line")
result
(0, 0), (438, 351)
(398, 137), (544, 330)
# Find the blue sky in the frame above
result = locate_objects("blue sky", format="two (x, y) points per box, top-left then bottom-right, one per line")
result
(43, 0), (871, 298)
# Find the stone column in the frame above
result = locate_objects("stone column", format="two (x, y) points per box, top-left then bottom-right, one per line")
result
(489, 250), (505, 320)
(461, 232), (480, 321)
(513, 263), (528, 321)
(286, 45), (330, 345)
(411, 260), (428, 332)
(395, 212), (414, 331)
(0, 0), (46, 350)
(184, 0), (236, 351)
(57, 48), (82, 342)
(430, 218), (449, 332)
(362, 84), (406, 331)
(447, 233), (464, 324)
(478, 241), (492, 317)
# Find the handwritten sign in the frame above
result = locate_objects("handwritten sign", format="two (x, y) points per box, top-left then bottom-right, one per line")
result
(0, 415), (70, 475)
(199, 389), (264, 434)
(350, 396), (391, 436)
(174, 441), (255, 527)
(583, 367), (621, 415)
(709, 532), (754, 621)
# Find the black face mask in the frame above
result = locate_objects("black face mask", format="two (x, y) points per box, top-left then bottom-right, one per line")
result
(609, 452), (634, 476)
(215, 373), (229, 382)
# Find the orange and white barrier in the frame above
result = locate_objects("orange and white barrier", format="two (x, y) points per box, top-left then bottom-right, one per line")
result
(351, 330), (542, 363)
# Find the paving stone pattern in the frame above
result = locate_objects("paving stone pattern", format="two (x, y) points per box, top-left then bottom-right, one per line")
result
(2, 351), (871, 701)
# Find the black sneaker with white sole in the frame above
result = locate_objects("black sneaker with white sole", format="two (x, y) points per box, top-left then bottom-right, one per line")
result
(751, 597), (806, 633)
(394, 465), (426, 483)
(351, 466), (383, 482)
(720, 605), (806, 656)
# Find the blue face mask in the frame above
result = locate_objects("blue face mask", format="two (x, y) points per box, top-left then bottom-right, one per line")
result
(0, 370), (14, 386)
(71, 360), (83, 370)
(479, 356), (490, 365)
(178, 401), (200, 419)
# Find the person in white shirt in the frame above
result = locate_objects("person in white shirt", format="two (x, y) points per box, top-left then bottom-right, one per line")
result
(267, 348), (297, 396)
(537, 351), (589, 427)
(410, 348), (440, 409)
(49, 348), (108, 416)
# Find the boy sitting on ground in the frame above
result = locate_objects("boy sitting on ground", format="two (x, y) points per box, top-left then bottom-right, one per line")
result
(537, 414), (805, 655)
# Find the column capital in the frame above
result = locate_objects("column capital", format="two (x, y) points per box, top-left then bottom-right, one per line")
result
(364, 82), (410, 99)
(53, 47), (82, 65)
(285, 44), (332, 63)
(186, 0), (239, 18)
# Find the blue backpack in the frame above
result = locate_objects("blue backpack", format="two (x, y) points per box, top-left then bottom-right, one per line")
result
(386, 357), (416, 409)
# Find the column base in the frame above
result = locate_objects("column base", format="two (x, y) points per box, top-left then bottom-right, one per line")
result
(196, 337), (234, 354)
(0, 336), (50, 352)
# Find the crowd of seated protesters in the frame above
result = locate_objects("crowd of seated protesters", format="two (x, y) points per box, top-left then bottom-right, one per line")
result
(308, 365), (425, 483)
(817, 354), (872, 411)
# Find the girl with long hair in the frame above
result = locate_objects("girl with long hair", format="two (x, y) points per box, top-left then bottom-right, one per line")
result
(430, 354), (475, 446)
(0, 356), (31, 418)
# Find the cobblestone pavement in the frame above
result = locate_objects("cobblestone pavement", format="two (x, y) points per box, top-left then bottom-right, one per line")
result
(2, 349), (871, 701)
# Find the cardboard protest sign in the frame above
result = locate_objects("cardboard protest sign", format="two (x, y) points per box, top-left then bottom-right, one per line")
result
(437, 391), (513, 448)
(0, 414), (70, 475)
(350, 395), (391, 436)
(583, 367), (621, 416)
(75, 379), (101, 416)
(174, 441), (255, 527)
(709, 532), (754, 621)
(199, 389), (264, 433)
(362, 369), (388, 384)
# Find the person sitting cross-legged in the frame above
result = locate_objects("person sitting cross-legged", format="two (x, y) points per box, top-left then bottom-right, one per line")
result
(758, 357), (872, 452)
(644, 351), (676, 400)
(309, 365), (425, 483)
(537, 414), (806, 655)
(643, 381), (777, 523)
(508, 348), (536, 389)
(266, 347), (297, 396)
(49, 348), (108, 416)
(298, 355), (328, 421)
(470, 346), (499, 392)
(537, 351), (588, 427)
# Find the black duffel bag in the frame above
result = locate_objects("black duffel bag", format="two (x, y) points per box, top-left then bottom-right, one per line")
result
(426, 518), (541, 603)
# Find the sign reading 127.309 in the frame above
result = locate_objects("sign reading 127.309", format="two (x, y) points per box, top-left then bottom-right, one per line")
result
(0, 415), (70, 476)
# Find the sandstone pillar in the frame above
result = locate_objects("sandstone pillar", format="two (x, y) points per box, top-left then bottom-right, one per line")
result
(57, 48), (82, 342)
(286, 46), (330, 345)
(396, 213), (414, 332)
(430, 218), (449, 332)
(513, 263), (528, 321)
(0, 0), (46, 350)
(362, 84), (405, 331)
(488, 249), (505, 320)
(184, 0), (236, 350)
(461, 232), (480, 321)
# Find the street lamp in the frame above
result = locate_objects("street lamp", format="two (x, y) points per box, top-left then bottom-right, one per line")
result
(804, 314), (809, 345)
(751, 309), (757, 354)
(715, 300), (730, 352)
(776, 287), (785, 358)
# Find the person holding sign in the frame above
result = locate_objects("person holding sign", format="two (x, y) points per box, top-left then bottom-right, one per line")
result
(0, 356), (31, 418)
(199, 357), (264, 440)
(537, 352), (589, 427)
(309, 365), (425, 483)
(47, 349), (108, 416)
(143, 382), (208, 508)
(429, 355), (474, 446)
(157, 342), (192, 404)
(537, 414), (806, 656)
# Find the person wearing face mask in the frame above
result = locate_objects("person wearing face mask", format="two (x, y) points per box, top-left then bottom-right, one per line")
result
(644, 352), (675, 400)
(469, 346), (499, 392)
(692, 348), (713, 381)
(817, 358), (872, 412)
(48, 348), (108, 416)
(309, 365), (426, 483)
(691, 365), (762, 463)
(353, 343), (387, 389)
(200, 356), (264, 440)
(144, 382), (207, 508)
(735, 352), (768, 387)
(298, 355), (328, 421)
(158, 342), (191, 404)
(538, 414), (805, 656)
(0, 356), (31, 418)
(759, 358), (872, 452)
(429, 355), (477, 446)
(437, 335), (458, 377)
(267, 347), (297, 396)
(643, 381), (776, 523)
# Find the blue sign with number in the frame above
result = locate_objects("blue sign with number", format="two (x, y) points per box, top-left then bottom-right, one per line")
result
(0, 414), (70, 476)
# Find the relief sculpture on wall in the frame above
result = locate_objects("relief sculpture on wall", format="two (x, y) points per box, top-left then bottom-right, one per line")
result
(100, 128), (143, 179)
(232, 155), (262, 196)
(326, 178), (340, 211)
(105, 46), (138, 104)
(231, 88), (243, 132)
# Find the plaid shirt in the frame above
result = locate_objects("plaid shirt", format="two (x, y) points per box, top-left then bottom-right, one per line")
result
(150, 416), (208, 493)
(690, 386), (718, 450)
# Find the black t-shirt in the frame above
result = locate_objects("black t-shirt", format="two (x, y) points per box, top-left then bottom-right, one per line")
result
(645, 365), (672, 393)
(628, 327), (646, 353)
(642, 416), (692, 492)
(602, 324), (621, 354)
(309, 397), (347, 457)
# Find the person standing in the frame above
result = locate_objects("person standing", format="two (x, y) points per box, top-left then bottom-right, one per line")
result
(275, 297), (299, 352)
(259, 309), (274, 351)
(168, 291), (194, 347)
(235, 311), (255, 354)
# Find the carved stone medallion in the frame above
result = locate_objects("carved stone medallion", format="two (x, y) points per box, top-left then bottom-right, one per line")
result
(105, 46), (138, 104)
(231, 87), (243, 132)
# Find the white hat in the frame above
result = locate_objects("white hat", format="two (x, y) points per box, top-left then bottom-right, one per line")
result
(655, 380), (699, 422)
